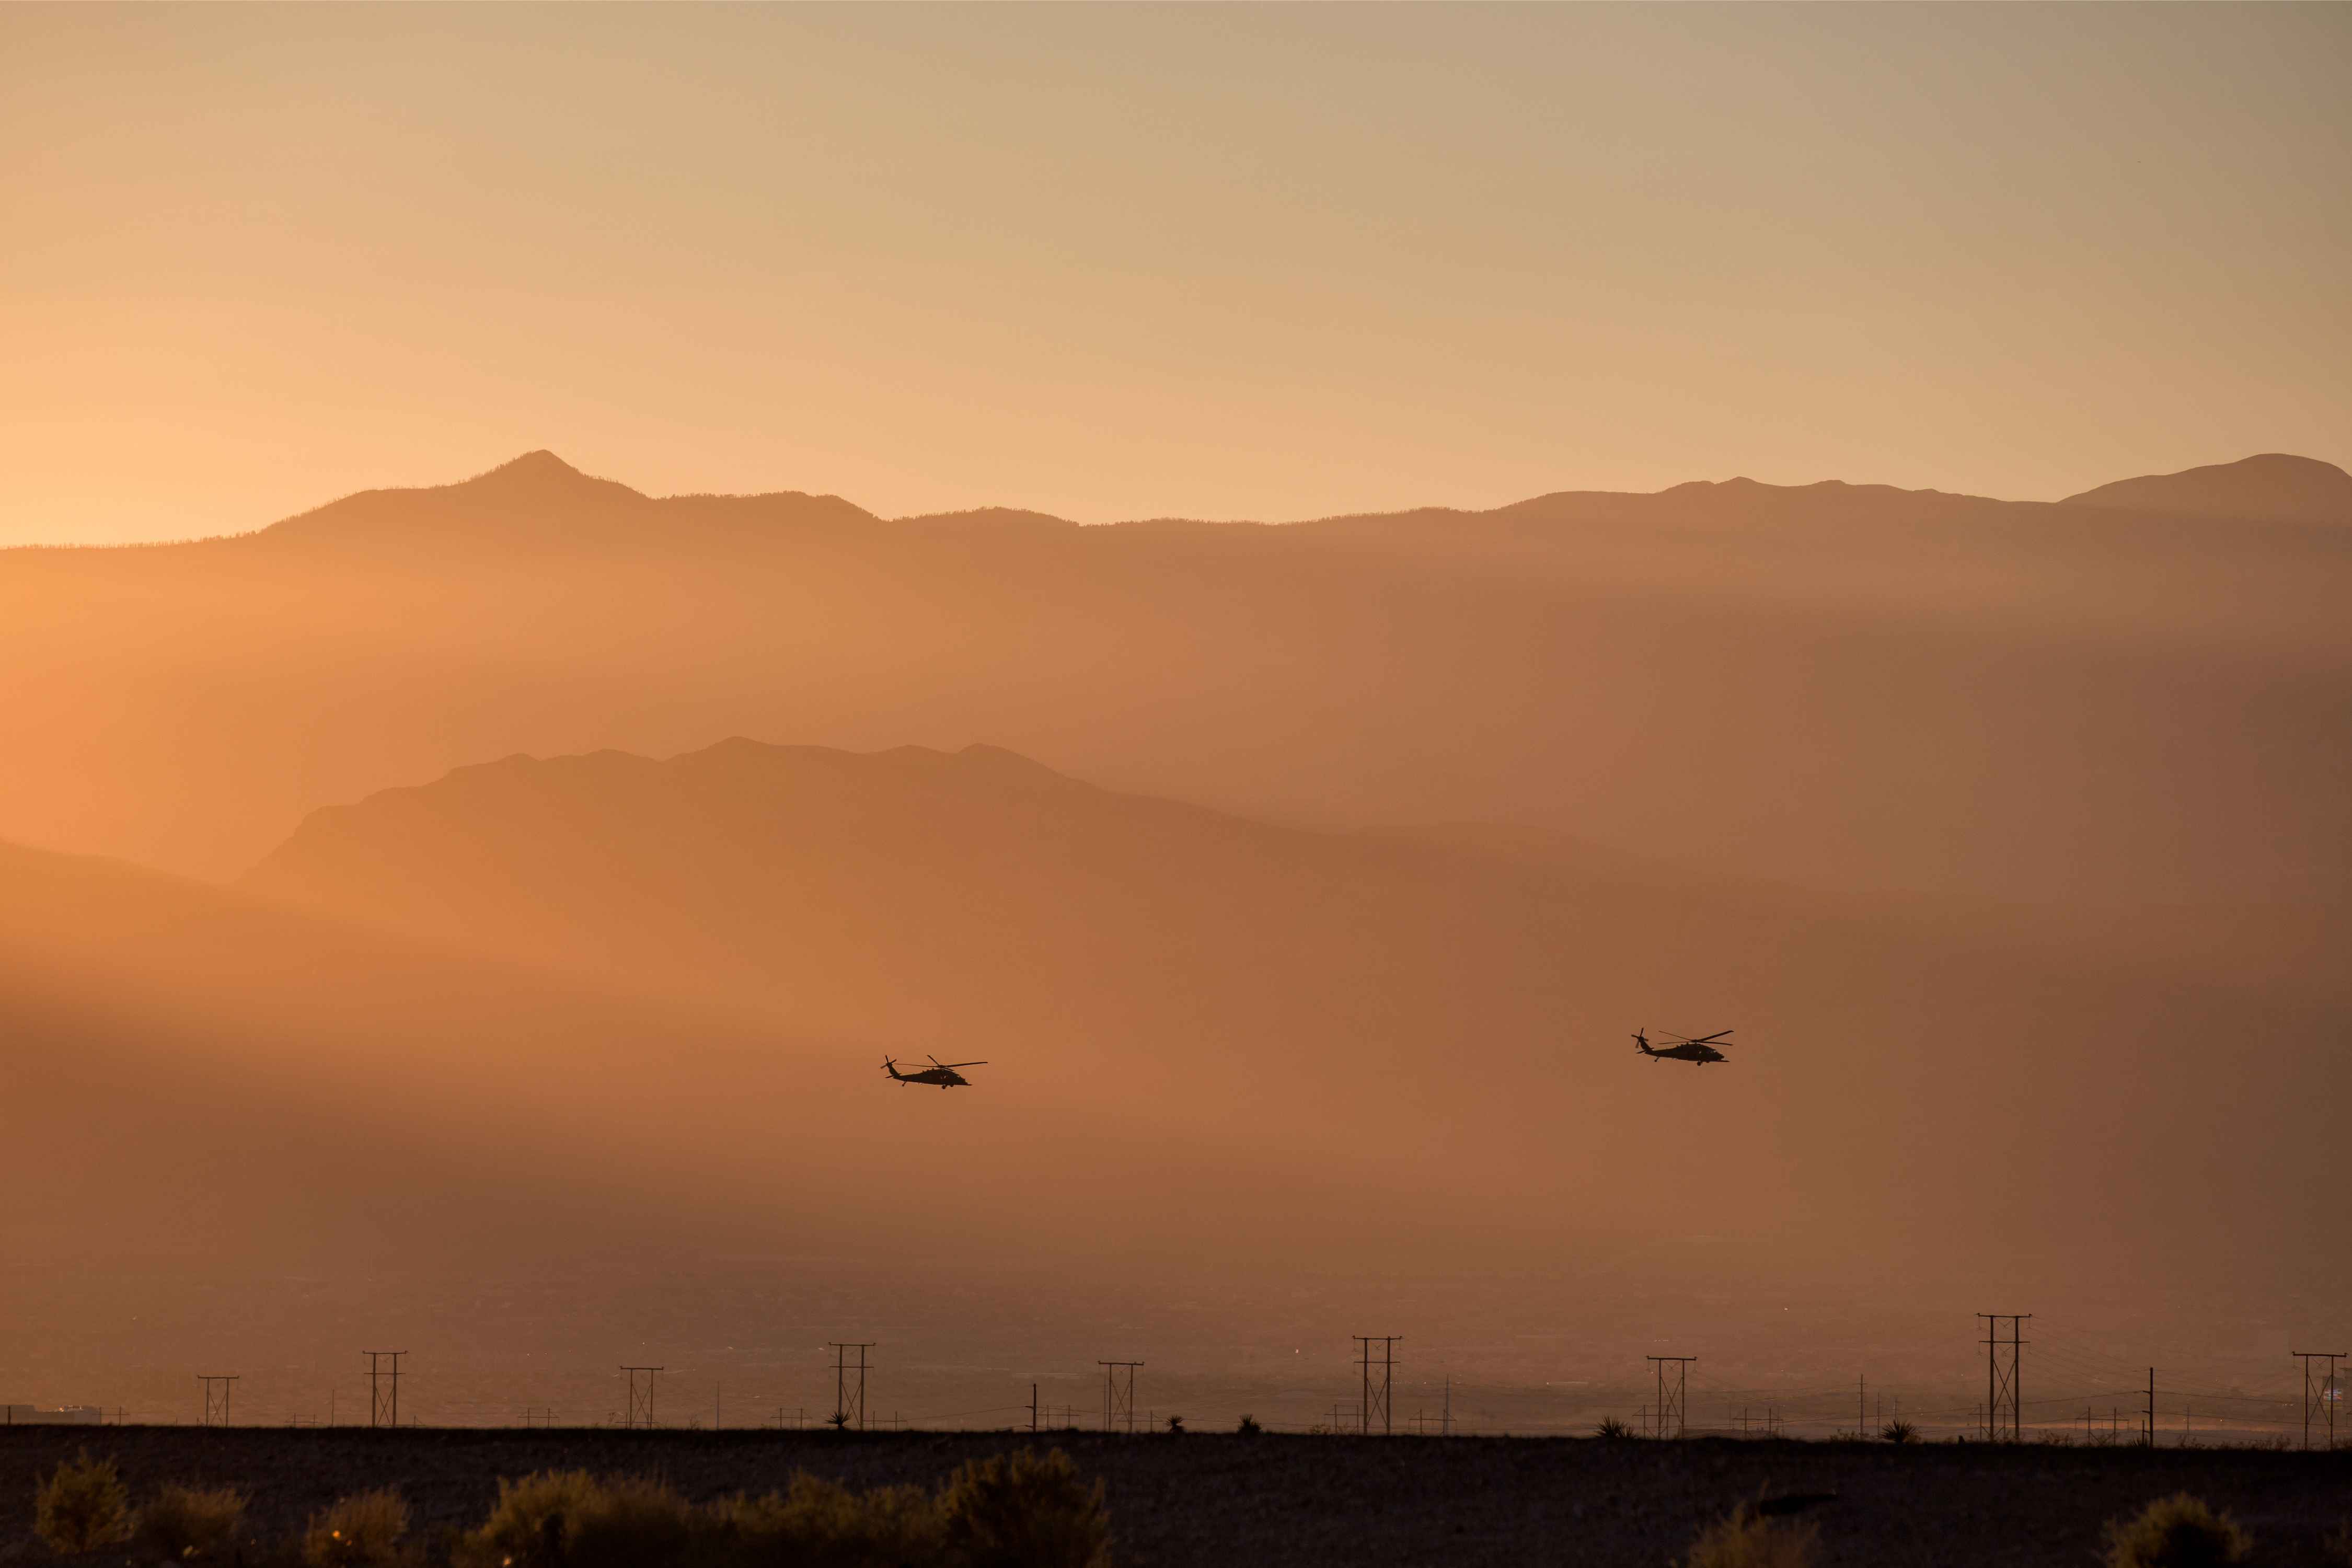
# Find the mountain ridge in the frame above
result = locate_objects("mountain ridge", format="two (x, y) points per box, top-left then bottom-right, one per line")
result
(4, 453), (2342, 904)
(48, 449), (2341, 558)
(2060, 452), (2352, 525)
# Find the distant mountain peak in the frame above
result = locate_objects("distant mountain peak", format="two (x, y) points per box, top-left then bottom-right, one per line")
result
(478, 449), (582, 480)
(454, 450), (644, 502)
(2060, 453), (2350, 525)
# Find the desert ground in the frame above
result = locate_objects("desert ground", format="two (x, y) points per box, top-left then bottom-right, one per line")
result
(5, 1427), (2349, 1568)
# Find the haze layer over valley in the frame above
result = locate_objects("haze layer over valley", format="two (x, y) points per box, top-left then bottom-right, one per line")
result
(3, 453), (2346, 1429)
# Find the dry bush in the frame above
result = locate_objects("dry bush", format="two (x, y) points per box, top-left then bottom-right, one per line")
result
(34, 1449), (132, 1555)
(938, 1448), (1111, 1568)
(2101, 1494), (2252, 1568)
(1594, 1416), (1633, 1439)
(1878, 1420), (1919, 1444)
(1685, 1499), (1819, 1568)
(456, 1472), (696, 1568)
(133, 1483), (248, 1563)
(706, 1474), (942, 1568)
(303, 1490), (411, 1568)
(563, 1476), (696, 1568)
(453, 1450), (1108, 1568)
(453, 1472), (605, 1568)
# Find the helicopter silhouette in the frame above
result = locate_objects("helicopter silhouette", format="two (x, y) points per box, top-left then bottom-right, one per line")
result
(1633, 1029), (1732, 1065)
(883, 1055), (988, 1089)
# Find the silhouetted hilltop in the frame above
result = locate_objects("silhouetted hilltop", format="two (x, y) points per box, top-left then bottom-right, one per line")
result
(231, 736), (2350, 1275)
(2061, 453), (2352, 525)
(252, 448), (882, 556)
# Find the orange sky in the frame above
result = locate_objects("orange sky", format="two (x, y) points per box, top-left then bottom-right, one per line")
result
(2, 3), (2345, 545)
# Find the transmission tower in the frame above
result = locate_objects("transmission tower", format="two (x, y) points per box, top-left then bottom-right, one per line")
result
(620, 1366), (664, 1429)
(364, 1351), (406, 1428)
(828, 1343), (873, 1431)
(2294, 1350), (2345, 1451)
(1977, 1315), (2029, 1441)
(1354, 1336), (1401, 1435)
(1099, 1361), (1142, 1433)
(197, 1375), (238, 1428)
(1646, 1356), (1695, 1439)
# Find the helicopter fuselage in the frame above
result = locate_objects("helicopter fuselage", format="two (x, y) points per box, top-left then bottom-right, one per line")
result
(883, 1056), (979, 1088)
(1640, 1042), (1725, 1064)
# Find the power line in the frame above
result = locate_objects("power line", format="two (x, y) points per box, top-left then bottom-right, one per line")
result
(1354, 1336), (1401, 1436)
(2293, 1350), (2345, 1451)
(1977, 1315), (2028, 1442)
(827, 1344), (872, 1432)
(619, 1366), (664, 1429)
(1098, 1362), (1142, 1434)
(196, 1375), (238, 1428)
(363, 1351), (406, 1429)
(1646, 1356), (1696, 1440)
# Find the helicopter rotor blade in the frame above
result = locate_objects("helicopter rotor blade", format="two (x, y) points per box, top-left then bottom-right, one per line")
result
(929, 1060), (988, 1069)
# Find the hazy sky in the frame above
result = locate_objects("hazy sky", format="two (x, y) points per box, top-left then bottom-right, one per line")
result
(2, 3), (2345, 544)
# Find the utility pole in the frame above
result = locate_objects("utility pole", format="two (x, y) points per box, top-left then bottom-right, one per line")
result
(1646, 1357), (1696, 1440)
(1098, 1362), (1142, 1434)
(828, 1344), (873, 1432)
(364, 1351), (407, 1429)
(1976, 1315), (2028, 1441)
(2144, 1369), (2155, 1448)
(1030, 1384), (1038, 1434)
(619, 1366), (663, 1429)
(2293, 1351), (2345, 1451)
(1353, 1336), (1401, 1436)
(1858, 1375), (1865, 1437)
(197, 1375), (238, 1428)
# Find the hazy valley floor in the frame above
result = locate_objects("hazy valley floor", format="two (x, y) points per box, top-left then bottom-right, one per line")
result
(4, 1427), (2348, 1568)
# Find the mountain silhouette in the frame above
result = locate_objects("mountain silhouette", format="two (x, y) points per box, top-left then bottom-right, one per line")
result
(2, 453), (2345, 905)
(2061, 453), (2352, 525)
(253, 449), (877, 556)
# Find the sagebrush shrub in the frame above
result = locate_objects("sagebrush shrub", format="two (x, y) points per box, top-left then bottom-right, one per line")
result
(707, 1474), (942, 1568)
(457, 1450), (1110, 1568)
(134, 1482), (248, 1563)
(304, 1489), (411, 1568)
(34, 1449), (132, 1554)
(562, 1475), (695, 1568)
(2101, 1494), (2252, 1568)
(454, 1471), (605, 1568)
(1685, 1500), (1818, 1568)
(939, 1448), (1111, 1568)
